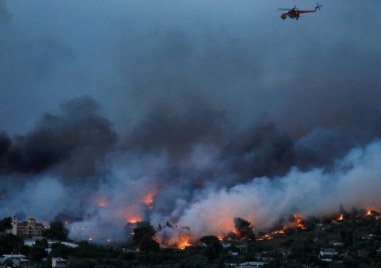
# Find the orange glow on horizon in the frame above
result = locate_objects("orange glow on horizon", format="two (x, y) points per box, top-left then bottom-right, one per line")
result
(127, 217), (142, 224)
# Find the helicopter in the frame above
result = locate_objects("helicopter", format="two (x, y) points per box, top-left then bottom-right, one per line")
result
(279, 3), (322, 20)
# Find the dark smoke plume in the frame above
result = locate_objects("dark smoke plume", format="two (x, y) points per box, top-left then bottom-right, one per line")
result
(0, 96), (117, 179)
(1, 0), (381, 243)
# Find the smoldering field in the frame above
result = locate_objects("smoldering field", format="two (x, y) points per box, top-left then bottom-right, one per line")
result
(1, 0), (381, 243)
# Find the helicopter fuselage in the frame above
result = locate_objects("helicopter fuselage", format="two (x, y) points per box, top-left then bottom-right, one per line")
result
(280, 8), (318, 20)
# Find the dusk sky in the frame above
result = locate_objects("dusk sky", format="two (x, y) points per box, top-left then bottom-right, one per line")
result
(1, 0), (381, 242)
(2, 0), (380, 135)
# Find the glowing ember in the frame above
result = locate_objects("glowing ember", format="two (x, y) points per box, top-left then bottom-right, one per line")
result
(143, 192), (156, 208)
(176, 226), (193, 250)
(257, 234), (273, 241)
(257, 227), (286, 241)
(217, 233), (224, 241)
(97, 199), (107, 208)
(366, 210), (373, 216)
(337, 214), (344, 221)
(272, 227), (286, 234)
(127, 217), (142, 224)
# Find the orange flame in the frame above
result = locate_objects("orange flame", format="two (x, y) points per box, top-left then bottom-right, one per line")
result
(293, 214), (306, 230)
(337, 214), (344, 221)
(366, 209), (373, 216)
(178, 239), (192, 250)
(257, 234), (273, 241)
(257, 227), (286, 241)
(217, 233), (225, 241)
(272, 227), (286, 235)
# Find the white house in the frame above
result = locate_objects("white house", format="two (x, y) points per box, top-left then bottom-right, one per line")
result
(319, 248), (338, 262)
(236, 261), (266, 268)
(0, 254), (30, 268)
(52, 257), (68, 268)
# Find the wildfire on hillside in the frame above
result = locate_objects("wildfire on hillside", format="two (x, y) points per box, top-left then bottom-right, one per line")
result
(257, 227), (287, 241)
(364, 208), (381, 220)
(116, 206), (381, 252)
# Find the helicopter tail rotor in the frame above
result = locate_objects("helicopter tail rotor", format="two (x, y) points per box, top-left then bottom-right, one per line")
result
(315, 3), (323, 11)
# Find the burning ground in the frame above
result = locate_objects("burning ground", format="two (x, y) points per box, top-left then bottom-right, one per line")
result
(1, 0), (381, 247)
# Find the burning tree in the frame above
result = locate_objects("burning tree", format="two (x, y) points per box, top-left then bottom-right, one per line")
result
(234, 217), (255, 241)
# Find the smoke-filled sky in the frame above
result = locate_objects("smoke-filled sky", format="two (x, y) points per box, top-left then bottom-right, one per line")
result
(1, 0), (381, 242)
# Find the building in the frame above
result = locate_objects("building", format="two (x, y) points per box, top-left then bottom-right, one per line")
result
(52, 257), (68, 268)
(236, 261), (266, 268)
(4, 217), (17, 235)
(319, 248), (338, 262)
(0, 254), (30, 268)
(24, 238), (78, 249)
(16, 218), (45, 239)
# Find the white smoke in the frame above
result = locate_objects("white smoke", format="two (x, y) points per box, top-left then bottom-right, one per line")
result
(1, 176), (69, 223)
(178, 139), (381, 238)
